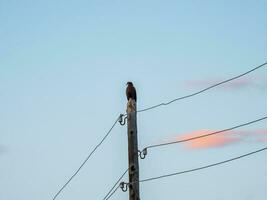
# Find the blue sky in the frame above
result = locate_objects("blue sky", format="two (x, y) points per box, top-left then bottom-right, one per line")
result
(1, 0), (267, 200)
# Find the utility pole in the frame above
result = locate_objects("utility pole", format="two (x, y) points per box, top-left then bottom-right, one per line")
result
(127, 98), (140, 200)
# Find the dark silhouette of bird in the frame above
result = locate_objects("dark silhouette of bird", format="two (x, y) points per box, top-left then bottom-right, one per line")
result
(126, 82), (137, 102)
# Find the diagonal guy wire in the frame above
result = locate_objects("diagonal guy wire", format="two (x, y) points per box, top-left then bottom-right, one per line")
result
(53, 115), (121, 200)
(103, 168), (129, 200)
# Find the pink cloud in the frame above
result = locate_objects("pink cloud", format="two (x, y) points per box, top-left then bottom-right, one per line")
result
(185, 77), (257, 90)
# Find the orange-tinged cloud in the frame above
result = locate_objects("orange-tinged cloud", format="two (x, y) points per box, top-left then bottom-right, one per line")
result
(178, 130), (238, 149)
(170, 129), (267, 150)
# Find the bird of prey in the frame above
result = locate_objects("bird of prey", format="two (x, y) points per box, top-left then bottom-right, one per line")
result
(126, 82), (137, 102)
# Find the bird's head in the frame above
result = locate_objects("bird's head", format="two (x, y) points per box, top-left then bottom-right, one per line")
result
(126, 82), (133, 86)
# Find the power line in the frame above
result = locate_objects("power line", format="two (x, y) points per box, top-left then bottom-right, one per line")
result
(51, 61), (267, 199)
(127, 146), (267, 185)
(105, 185), (120, 200)
(138, 62), (267, 113)
(103, 168), (129, 200)
(52, 115), (121, 200)
(143, 115), (267, 151)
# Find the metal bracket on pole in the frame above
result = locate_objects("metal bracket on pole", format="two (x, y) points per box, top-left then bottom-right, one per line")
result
(120, 182), (128, 192)
(119, 114), (127, 126)
(138, 148), (147, 159)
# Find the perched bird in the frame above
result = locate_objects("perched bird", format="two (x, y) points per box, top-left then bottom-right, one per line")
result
(126, 82), (137, 102)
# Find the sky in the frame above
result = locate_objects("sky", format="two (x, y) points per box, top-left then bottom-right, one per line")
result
(1, 0), (267, 200)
